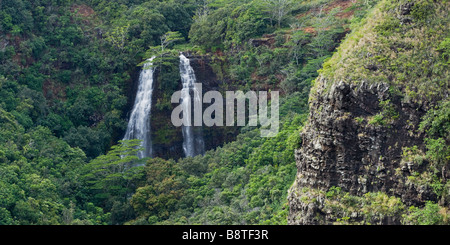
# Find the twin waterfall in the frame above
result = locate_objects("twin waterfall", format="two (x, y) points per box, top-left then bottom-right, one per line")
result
(123, 54), (204, 159)
(179, 54), (205, 157)
(123, 57), (156, 159)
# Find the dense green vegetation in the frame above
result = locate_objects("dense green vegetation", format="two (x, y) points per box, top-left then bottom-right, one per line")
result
(128, 95), (307, 224)
(320, 0), (449, 102)
(0, 0), (448, 225)
(306, 0), (450, 224)
(0, 0), (195, 224)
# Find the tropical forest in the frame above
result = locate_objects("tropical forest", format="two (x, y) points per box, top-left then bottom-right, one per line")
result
(0, 0), (449, 226)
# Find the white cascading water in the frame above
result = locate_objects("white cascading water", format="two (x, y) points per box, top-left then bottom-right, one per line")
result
(123, 57), (156, 159)
(179, 54), (205, 157)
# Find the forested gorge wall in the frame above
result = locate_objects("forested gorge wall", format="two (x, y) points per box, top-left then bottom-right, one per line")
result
(1, 0), (448, 225)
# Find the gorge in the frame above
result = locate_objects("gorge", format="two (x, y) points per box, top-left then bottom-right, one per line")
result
(0, 0), (448, 226)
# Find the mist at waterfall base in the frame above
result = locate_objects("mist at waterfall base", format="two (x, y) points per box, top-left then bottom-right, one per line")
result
(123, 54), (205, 160)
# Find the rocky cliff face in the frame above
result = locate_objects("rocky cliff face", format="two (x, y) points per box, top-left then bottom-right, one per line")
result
(149, 53), (239, 160)
(288, 0), (450, 225)
(186, 53), (240, 154)
(288, 77), (438, 225)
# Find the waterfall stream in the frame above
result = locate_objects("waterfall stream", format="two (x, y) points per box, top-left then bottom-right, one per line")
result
(123, 55), (205, 159)
(123, 57), (156, 159)
(179, 54), (205, 157)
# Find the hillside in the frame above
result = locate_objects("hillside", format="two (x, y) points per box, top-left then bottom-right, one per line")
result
(288, 0), (450, 225)
(0, 0), (448, 226)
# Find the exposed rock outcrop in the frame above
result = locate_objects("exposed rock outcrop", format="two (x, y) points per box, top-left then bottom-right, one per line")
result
(288, 77), (437, 224)
(288, 0), (450, 225)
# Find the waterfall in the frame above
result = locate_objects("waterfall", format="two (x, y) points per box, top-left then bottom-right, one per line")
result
(179, 54), (205, 157)
(123, 57), (156, 159)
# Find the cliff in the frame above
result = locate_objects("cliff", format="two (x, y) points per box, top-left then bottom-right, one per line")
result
(288, 0), (450, 225)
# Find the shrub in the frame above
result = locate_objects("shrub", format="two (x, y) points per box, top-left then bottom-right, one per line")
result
(410, 0), (433, 22)
(404, 201), (445, 225)
(438, 38), (450, 62)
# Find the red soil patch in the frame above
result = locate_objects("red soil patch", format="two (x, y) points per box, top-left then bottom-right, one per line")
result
(70, 4), (99, 32)
(303, 27), (317, 34)
(6, 34), (34, 67)
(214, 49), (224, 57)
(70, 4), (95, 18)
(324, 0), (354, 12)
(324, 0), (355, 18)
(296, 0), (355, 19)
(43, 80), (66, 101)
(12, 54), (21, 65)
(249, 34), (276, 48)
(251, 71), (266, 82)
(5, 33), (24, 47)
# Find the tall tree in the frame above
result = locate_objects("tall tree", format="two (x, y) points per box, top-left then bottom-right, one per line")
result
(81, 139), (144, 206)
(262, 0), (294, 27)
